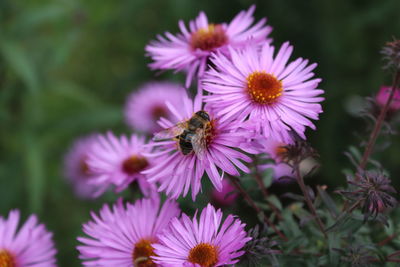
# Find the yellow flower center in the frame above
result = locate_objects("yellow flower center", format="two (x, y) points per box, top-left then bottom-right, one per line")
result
(188, 243), (218, 267)
(122, 156), (149, 175)
(0, 250), (15, 267)
(246, 71), (283, 104)
(132, 239), (157, 267)
(190, 24), (228, 51)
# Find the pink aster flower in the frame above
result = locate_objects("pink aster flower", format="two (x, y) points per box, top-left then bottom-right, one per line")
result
(375, 85), (400, 111)
(146, 5), (272, 87)
(124, 82), (186, 134)
(0, 210), (57, 267)
(143, 94), (252, 200)
(64, 135), (98, 199)
(211, 179), (238, 207)
(203, 42), (324, 143)
(153, 204), (251, 266)
(77, 195), (180, 266)
(86, 132), (156, 197)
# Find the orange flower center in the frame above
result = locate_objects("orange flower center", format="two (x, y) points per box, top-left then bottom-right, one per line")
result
(122, 156), (149, 175)
(188, 243), (218, 267)
(132, 239), (157, 267)
(246, 71), (283, 104)
(0, 250), (15, 267)
(190, 24), (228, 51)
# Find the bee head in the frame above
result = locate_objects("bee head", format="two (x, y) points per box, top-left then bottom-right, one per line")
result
(195, 111), (210, 121)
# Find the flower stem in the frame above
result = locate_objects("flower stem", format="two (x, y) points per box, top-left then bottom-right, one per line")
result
(294, 164), (327, 238)
(227, 174), (288, 241)
(358, 70), (400, 173)
(252, 156), (283, 221)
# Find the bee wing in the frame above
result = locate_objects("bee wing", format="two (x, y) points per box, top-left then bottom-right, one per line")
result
(191, 128), (207, 159)
(153, 123), (186, 141)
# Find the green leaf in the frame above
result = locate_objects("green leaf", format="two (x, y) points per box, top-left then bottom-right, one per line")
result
(267, 254), (280, 267)
(327, 233), (340, 266)
(262, 168), (274, 188)
(24, 134), (44, 213)
(348, 145), (362, 162)
(280, 208), (302, 238)
(0, 40), (38, 92)
(326, 212), (351, 233)
(317, 186), (339, 217)
(267, 195), (283, 211)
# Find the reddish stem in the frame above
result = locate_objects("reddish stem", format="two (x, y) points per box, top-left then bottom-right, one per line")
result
(358, 71), (400, 173)
(252, 156), (283, 221)
(294, 164), (327, 238)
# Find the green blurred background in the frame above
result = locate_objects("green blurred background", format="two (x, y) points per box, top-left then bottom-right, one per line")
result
(1, 0), (400, 265)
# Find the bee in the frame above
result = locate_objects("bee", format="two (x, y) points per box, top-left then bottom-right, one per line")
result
(153, 111), (212, 157)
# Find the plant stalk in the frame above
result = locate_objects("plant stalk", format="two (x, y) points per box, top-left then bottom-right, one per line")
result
(294, 164), (327, 238)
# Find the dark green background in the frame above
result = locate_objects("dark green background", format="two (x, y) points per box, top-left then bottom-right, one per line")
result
(1, 0), (399, 265)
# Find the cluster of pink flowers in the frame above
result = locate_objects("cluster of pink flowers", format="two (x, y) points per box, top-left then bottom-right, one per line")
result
(0, 5), (329, 267)
(62, 6), (324, 265)
(62, 4), (324, 202)
(78, 195), (250, 266)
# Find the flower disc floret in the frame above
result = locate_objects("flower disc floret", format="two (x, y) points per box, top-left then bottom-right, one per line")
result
(247, 71), (283, 104)
(0, 250), (15, 267)
(190, 24), (228, 51)
(188, 243), (219, 267)
(133, 239), (157, 267)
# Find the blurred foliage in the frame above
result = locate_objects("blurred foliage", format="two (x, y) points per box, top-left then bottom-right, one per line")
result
(1, 0), (400, 265)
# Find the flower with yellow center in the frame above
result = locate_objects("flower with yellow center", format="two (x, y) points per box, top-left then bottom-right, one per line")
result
(146, 5), (272, 87)
(203, 41), (324, 143)
(78, 196), (180, 267)
(152, 204), (251, 266)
